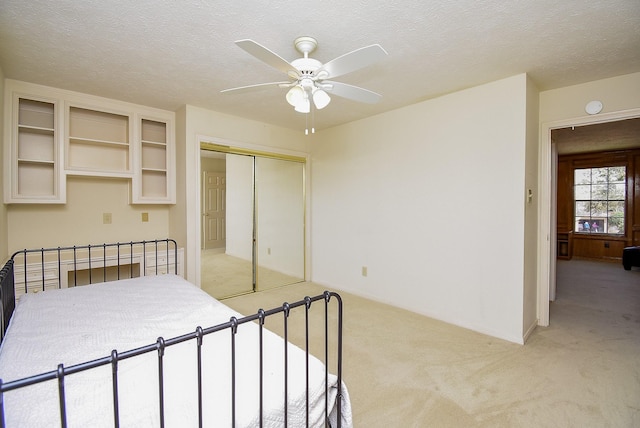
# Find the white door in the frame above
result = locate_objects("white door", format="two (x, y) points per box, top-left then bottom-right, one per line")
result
(202, 171), (226, 250)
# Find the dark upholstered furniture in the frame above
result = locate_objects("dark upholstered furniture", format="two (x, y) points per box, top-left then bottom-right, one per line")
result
(622, 246), (640, 270)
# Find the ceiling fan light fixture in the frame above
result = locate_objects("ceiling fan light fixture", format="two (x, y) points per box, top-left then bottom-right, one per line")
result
(312, 88), (331, 109)
(286, 85), (305, 107)
(294, 97), (310, 113)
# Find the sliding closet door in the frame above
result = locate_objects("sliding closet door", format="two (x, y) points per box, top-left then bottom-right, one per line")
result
(200, 144), (305, 298)
(255, 157), (305, 290)
(217, 153), (255, 296)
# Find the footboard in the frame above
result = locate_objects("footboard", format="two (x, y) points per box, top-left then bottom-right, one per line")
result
(0, 288), (346, 427)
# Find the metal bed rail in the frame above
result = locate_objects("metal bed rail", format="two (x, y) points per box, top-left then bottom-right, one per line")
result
(10, 239), (178, 295)
(0, 291), (344, 428)
(0, 260), (15, 344)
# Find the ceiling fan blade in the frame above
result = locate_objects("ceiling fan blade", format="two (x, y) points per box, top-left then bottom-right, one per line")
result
(221, 81), (292, 94)
(235, 39), (299, 77)
(321, 81), (382, 104)
(316, 44), (388, 79)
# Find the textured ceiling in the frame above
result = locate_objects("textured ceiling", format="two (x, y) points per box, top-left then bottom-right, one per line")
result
(1, 0), (639, 132)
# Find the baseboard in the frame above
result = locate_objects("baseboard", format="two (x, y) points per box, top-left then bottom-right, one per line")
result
(523, 319), (538, 343)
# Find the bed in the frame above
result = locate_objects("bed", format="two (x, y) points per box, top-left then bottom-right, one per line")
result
(0, 239), (350, 427)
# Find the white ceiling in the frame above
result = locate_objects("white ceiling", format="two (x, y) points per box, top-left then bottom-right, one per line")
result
(1, 0), (639, 132)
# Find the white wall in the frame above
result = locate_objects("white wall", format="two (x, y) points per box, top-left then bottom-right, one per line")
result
(0, 68), (6, 260)
(540, 72), (640, 123)
(7, 177), (170, 252)
(522, 75), (540, 338)
(311, 74), (531, 343)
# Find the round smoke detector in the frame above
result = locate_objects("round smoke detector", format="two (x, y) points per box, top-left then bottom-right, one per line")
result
(585, 100), (603, 115)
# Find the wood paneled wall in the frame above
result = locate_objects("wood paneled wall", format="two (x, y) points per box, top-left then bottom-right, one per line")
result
(557, 149), (640, 261)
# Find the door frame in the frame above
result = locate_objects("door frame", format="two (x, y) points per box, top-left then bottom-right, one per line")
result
(193, 136), (309, 289)
(537, 107), (640, 326)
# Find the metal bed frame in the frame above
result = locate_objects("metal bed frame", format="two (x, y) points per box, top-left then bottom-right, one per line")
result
(1, 239), (178, 341)
(0, 239), (345, 427)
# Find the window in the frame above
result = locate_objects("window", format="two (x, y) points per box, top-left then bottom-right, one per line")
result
(574, 166), (625, 234)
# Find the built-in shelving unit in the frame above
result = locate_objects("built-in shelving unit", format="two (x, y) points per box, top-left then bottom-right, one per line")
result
(66, 106), (132, 176)
(4, 94), (64, 203)
(132, 117), (175, 203)
(3, 80), (175, 205)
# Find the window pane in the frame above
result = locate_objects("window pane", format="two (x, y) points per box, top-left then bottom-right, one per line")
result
(608, 166), (625, 183)
(591, 184), (607, 200)
(575, 201), (590, 216)
(575, 184), (591, 199)
(608, 183), (625, 200)
(591, 201), (608, 217)
(576, 218), (589, 232)
(608, 201), (625, 216)
(592, 168), (608, 183)
(607, 216), (624, 234)
(574, 169), (591, 185)
(607, 201), (625, 234)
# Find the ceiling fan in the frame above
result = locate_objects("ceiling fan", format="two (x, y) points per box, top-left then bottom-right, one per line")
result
(221, 36), (388, 120)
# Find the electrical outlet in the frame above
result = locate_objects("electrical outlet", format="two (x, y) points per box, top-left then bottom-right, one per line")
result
(103, 213), (112, 224)
(362, 266), (367, 277)
(142, 212), (149, 222)
(267, 248), (271, 255)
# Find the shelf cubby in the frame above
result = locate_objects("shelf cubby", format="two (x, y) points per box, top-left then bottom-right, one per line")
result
(6, 96), (62, 201)
(133, 118), (173, 203)
(17, 162), (56, 196)
(67, 106), (131, 175)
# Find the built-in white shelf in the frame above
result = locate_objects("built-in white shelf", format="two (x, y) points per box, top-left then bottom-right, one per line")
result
(4, 93), (64, 203)
(3, 80), (175, 204)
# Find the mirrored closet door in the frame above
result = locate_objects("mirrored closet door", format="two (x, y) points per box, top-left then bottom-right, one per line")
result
(255, 156), (305, 291)
(200, 146), (305, 299)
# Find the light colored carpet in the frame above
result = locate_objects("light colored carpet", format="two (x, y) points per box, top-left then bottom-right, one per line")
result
(223, 259), (640, 427)
(200, 249), (303, 299)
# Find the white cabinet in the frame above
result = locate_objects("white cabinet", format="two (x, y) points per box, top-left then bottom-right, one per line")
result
(3, 80), (175, 204)
(3, 90), (65, 203)
(13, 263), (60, 299)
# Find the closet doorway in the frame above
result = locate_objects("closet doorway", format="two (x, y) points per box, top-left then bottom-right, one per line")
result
(200, 143), (306, 299)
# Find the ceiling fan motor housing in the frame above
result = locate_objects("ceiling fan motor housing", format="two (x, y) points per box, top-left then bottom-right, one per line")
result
(291, 57), (322, 76)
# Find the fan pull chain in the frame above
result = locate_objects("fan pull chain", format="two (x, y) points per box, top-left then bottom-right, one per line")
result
(305, 102), (315, 135)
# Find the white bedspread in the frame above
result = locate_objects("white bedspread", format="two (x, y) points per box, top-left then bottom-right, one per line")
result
(0, 275), (352, 427)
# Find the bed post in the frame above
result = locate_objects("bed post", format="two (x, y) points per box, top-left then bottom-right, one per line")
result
(0, 260), (16, 343)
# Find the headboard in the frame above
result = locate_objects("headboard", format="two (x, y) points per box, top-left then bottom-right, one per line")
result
(0, 239), (178, 342)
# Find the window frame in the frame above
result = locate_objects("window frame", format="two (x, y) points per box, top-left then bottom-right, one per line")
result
(572, 161), (628, 237)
